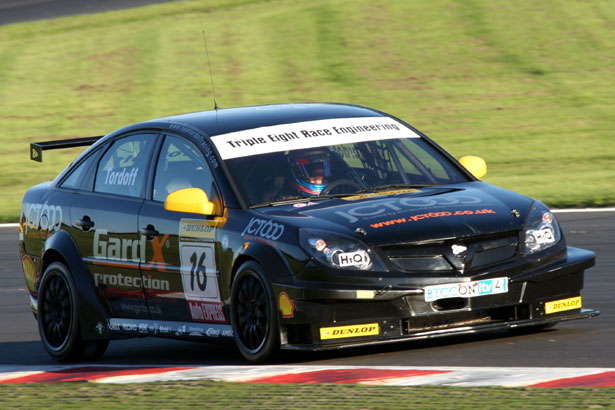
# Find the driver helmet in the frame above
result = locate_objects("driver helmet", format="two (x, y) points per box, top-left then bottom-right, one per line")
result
(288, 148), (332, 195)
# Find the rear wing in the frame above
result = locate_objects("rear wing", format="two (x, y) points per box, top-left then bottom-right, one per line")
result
(30, 136), (102, 162)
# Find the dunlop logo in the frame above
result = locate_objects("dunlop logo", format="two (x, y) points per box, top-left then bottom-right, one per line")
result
(545, 296), (582, 314)
(320, 323), (380, 340)
(180, 219), (216, 240)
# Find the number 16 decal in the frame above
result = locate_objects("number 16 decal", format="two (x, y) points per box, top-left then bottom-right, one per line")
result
(190, 251), (207, 292)
(180, 244), (218, 300)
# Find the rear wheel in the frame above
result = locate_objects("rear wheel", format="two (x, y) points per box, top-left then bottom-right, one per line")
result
(230, 262), (278, 362)
(38, 262), (108, 361)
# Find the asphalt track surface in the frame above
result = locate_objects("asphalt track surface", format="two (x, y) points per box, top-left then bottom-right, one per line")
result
(1, 211), (613, 367)
(0, 0), (183, 26)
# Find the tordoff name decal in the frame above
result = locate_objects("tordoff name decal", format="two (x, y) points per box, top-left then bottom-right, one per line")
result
(545, 297), (582, 314)
(369, 209), (496, 229)
(241, 217), (285, 241)
(334, 196), (484, 223)
(320, 323), (380, 340)
(103, 167), (139, 187)
(94, 229), (146, 263)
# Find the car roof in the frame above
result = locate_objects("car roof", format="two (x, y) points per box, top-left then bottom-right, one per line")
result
(143, 103), (387, 137)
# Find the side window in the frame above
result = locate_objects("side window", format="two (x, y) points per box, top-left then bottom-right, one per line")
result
(60, 151), (99, 190)
(94, 134), (155, 197)
(153, 135), (216, 202)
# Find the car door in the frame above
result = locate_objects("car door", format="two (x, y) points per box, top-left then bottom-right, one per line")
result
(138, 133), (226, 324)
(67, 132), (156, 319)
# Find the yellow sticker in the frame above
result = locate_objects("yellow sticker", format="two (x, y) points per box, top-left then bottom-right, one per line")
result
(179, 219), (216, 241)
(22, 256), (36, 292)
(342, 189), (419, 201)
(320, 323), (380, 340)
(545, 296), (582, 314)
(356, 290), (375, 299)
(278, 292), (295, 318)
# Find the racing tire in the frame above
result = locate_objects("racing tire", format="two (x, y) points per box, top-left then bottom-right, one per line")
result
(37, 262), (108, 361)
(230, 261), (279, 362)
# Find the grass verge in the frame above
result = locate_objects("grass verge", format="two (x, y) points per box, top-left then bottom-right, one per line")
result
(1, 381), (614, 410)
(0, 0), (613, 221)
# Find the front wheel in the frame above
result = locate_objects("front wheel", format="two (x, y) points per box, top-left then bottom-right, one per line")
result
(230, 262), (279, 362)
(38, 262), (108, 361)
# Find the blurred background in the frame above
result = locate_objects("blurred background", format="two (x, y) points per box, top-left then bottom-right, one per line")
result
(0, 0), (613, 222)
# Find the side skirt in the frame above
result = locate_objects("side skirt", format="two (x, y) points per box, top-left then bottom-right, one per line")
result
(106, 318), (233, 341)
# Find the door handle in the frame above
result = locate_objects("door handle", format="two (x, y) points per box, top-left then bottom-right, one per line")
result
(139, 225), (159, 239)
(76, 216), (94, 231)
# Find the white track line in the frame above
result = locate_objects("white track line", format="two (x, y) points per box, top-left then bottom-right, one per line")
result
(552, 208), (615, 213)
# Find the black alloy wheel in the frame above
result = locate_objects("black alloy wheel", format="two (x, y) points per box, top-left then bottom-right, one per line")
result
(231, 262), (278, 362)
(42, 273), (72, 348)
(38, 262), (109, 361)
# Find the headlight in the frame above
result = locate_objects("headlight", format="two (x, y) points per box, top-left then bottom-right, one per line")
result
(299, 228), (387, 271)
(523, 201), (561, 254)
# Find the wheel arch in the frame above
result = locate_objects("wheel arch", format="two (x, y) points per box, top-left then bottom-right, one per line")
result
(230, 242), (294, 288)
(42, 230), (110, 341)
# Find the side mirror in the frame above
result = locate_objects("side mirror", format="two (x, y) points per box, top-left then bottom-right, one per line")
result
(164, 188), (215, 215)
(459, 156), (487, 179)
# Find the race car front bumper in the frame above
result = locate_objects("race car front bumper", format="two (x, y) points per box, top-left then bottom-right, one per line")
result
(273, 246), (600, 351)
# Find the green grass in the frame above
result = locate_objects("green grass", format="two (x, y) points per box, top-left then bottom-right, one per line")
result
(0, 0), (613, 222)
(0, 382), (614, 410)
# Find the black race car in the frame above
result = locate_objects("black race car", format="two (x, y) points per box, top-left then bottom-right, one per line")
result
(19, 103), (599, 362)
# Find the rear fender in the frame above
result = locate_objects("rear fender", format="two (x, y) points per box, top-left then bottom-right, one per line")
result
(43, 230), (110, 340)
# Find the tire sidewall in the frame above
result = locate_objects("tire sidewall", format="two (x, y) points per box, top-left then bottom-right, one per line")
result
(38, 261), (81, 361)
(230, 261), (279, 362)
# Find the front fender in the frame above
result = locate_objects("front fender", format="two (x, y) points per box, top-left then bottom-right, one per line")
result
(234, 242), (299, 284)
(43, 230), (110, 341)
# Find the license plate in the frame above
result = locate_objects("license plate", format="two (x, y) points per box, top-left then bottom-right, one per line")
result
(424, 277), (508, 302)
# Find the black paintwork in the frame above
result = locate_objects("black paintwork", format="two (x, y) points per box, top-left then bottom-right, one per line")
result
(18, 103), (599, 358)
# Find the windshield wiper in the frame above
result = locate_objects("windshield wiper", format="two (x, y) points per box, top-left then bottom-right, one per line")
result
(355, 184), (434, 194)
(251, 191), (359, 208)
(250, 184), (434, 208)
(251, 196), (321, 208)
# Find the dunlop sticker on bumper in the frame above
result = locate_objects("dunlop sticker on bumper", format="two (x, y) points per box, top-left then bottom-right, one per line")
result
(320, 323), (380, 340)
(545, 296), (582, 314)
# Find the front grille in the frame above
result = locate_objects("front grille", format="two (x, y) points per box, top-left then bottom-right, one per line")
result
(379, 231), (519, 275)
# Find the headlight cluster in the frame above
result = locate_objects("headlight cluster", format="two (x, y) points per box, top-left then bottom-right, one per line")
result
(523, 201), (561, 254)
(299, 228), (387, 271)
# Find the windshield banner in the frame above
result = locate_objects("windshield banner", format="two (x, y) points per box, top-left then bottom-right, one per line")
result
(210, 117), (420, 159)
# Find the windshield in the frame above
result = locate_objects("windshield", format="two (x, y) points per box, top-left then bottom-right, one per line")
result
(213, 117), (470, 207)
